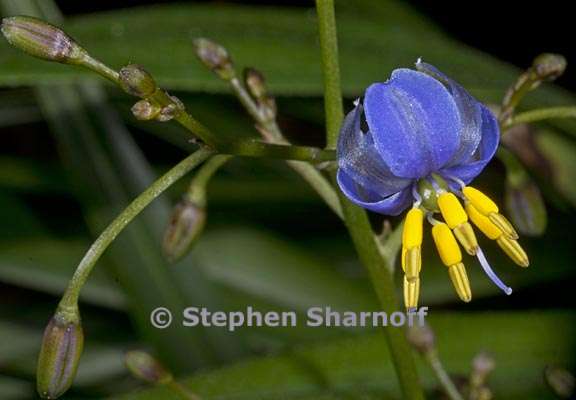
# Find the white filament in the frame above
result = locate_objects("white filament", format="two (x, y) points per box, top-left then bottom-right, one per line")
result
(476, 247), (513, 295)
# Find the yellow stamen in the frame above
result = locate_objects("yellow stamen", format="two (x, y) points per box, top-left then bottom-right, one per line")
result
(463, 186), (518, 239)
(466, 202), (502, 240)
(497, 236), (530, 267)
(452, 222), (478, 255)
(438, 192), (468, 228)
(462, 186), (499, 215)
(438, 192), (478, 255)
(432, 223), (472, 302)
(432, 222), (462, 266)
(402, 208), (423, 279)
(489, 213), (519, 240)
(403, 276), (420, 311)
(404, 247), (421, 280)
(448, 262), (472, 302)
(403, 208), (424, 248)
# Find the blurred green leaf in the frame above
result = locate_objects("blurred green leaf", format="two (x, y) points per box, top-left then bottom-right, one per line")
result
(0, 2), (574, 116)
(114, 311), (575, 400)
(536, 131), (576, 207)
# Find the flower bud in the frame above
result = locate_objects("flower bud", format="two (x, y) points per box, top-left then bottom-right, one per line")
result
(544, 365), (575, 399)
(1, 16), (87, 65)
(244, 67), (267, 100)
(406, 323), (435, 354)
(131, 100), (162, 121)
(36, 312), (84, 399)
(505, 178), (547, 236)
(119, 64), (157, 98)
(532, 53), (567, 82)
(471, 351), (496, 384)
(162, 199), (206, 263)
(125, 351), (172, 384)
(193, 38), (235, 80)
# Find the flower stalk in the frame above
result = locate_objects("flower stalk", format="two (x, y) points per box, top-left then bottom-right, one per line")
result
(314, 1), (423, 398)
(58, 148), (214, 311)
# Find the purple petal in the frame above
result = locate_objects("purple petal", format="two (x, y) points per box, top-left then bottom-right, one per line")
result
(364, 69), (461, 179)
(415, 61), (483, 166)
(337, 103), (412, 198)
(337, 169), (413, 215)
(441, 104), (500, 184)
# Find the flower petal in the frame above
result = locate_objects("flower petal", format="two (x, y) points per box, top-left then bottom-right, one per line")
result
(441, 104), (500, 184)
(364, 69), (461, 179)
(337, 102), (412, 198)
(415, 61), (483, 166)
(337, 169), (413, 215)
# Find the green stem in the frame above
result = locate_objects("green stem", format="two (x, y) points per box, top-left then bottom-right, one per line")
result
(228, 72), (343, 218)
(58, 148), (214, 311)
(314, 2), (423, 398)
(504, 106), (576, 129)
(186, 154), (232, 206)
(167, 381), (202, 400)
(424, 351), (465, 400)
(315, 0), (344, 150)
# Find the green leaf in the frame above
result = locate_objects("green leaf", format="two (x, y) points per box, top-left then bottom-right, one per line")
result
(0, 2), (574, 111)
(113, 311), (575, 399)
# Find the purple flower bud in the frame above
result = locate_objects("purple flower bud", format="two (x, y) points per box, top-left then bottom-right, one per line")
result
(125, 351), (172, 384)
(505, 178), (547, 236)
(193, 38), (235, 80)
(131, 99), (162, 121)
(119, 64), (158, 98)
(1, 16), (87, 64)
(36, 312), (84, 399)
(532, 53), (567, 82)
(244, 67), (267, 100)
(406, 323), (435, 354)
(162, 199), (206, 263)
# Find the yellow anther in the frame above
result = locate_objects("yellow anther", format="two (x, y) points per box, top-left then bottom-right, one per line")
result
(489, 213), (519, 240)
(438, 192), (468, 229)
(462, 186), (499, 215)
(403, 208), (424, 248)
(497, 236), (530, 267)
(403, 276), (420, 311)
(463, 186), (518, 240)
(402, 208), (423, 280)
(432, 222), (462, 266)
(466, 202), (502, 240)
(404, 247), (421, 280)
(448, 262), (472, 302)
(452, 222), (479, 255)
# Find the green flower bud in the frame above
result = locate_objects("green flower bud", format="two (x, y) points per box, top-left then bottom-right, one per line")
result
(162, 199), (206, 263)
(505, 178), (547, 236)
(36, 312), (84, 399)
(544, 365), (575, 399)
(532, 53), (567, 82)
(1, 16), (87, 64)
(193, 38), (235, 80)
(119, 64), (158, 98)
(406, 323), (435, 354)
(125, 351), (172, 384)
(131, 99), (162, 121)
(244, 67), (267, 100)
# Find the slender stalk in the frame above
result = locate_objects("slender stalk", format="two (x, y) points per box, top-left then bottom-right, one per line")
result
(315, 0), (344, 149)
(186, 154), (232, 206)
(58, 148), (214, 311)
(228, 75), (343, 218)
(504, 106), (576, 129)
(314, 2), (423, 398)
(167, 381), (202, 400)
(424, 351), (465, 400)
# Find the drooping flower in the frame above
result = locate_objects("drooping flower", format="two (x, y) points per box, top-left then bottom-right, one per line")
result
(337, 60), (529, 310)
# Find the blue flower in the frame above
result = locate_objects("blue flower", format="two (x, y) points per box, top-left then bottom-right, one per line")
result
(337, 60), (499, 216)
(337, 60), (528, 310)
